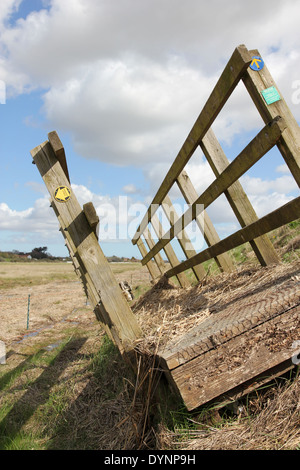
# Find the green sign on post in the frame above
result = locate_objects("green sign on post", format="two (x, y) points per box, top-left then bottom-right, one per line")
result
(261, 86), (281, 105)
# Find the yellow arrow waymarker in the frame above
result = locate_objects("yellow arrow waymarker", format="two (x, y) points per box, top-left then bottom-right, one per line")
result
(250, 56), (264, 71)
(54, 186), (71, 202)
(251, 58), (261, 67)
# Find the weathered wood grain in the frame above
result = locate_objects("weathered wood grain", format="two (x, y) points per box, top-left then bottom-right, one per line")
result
(150, 214), (191, 288)
(83, 202), (99, 239)
(48, 131), (70, 183)
(136, 237), (161, 280)
(160, 279), (300, 370)
(243, 49), (300, 186)
(162, 195), (206, 281)
(31, 140), (142, 353)
(164, 305), (300, 410)
(144, 226), (167, 276)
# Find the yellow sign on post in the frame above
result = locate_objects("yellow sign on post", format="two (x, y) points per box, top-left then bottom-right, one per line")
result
(54, 186), (71, 203)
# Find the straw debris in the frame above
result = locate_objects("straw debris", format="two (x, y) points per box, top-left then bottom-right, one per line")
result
(133, 259), (300, 352)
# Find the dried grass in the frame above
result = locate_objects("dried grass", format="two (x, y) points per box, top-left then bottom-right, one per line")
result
(156, 373), (300, 450)
(133, 260), (300, 351)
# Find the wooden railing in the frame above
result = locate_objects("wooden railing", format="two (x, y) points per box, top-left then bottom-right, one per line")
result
(132, 45), (300, 284)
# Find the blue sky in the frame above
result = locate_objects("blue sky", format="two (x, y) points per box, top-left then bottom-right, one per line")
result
(0, 0), (299, 259)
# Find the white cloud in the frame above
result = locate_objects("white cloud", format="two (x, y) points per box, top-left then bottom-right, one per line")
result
(1, 0), (300, 165)
(276, 163), (291, 174)
(0, 198), (57, 232)
(0, 0), (21, 25)
(240, 174), (298, 197)
(122, 184), (138, 195)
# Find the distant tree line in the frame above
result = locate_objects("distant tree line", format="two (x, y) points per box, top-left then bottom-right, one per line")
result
(12, 247), (56, 260)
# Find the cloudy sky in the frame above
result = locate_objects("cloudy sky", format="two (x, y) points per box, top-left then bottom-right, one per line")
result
(0, 0), (299, 259)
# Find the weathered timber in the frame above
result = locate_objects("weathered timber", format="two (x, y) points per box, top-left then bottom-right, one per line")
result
(142, 116), (287, 265)
(136, 237), (161, 280)
(48, 131), (70, 183)
(160, 305), (299, 410)
(31, 140), (142, 353)
(165, 195), (300, 278)
(83, 202), (99, 239)
(132, 45), (252, 244)
(176, 170), (233, 272)
(200, 128), (280, 265)
(161, 280), (300, 370)
(213, 360), (295, 408)
(243, 49), (300, 187)
(53, 200), (115, 343)
(144, 227), (167, 275)
(162, 195), (206, 281)
(150, 214), (191, 288)
(158, 268), (300, 410)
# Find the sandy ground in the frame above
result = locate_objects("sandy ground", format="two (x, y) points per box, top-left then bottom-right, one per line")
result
(0, 262), (150, 346)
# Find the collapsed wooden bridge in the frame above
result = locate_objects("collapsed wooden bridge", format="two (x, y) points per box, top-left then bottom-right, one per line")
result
(31, 45), (300, 411)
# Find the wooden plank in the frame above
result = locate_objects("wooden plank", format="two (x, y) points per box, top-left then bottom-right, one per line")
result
(150, 214), (191, 288)
(176, 171), (233, 272)
(144, 227), (167, 276)
(161, 279), (300, 370)
(142, 116), (287, 265)
(83, 202), (99, 240)
(243, 49), (300, 187)
(165, 195), (300, 278)
(136, 237), (161, 280)
(162, 195), (206, 281)
(48, 131), (70, 183)
(31, 140), (142, 354)
(52, 200), (115, 343)
(163, 305), (300, 410)
(132, 45), (253, 245)
(201, 128), (280, 265)
(213, 360), (295, 408)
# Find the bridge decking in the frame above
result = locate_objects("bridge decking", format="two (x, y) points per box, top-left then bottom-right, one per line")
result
(155, 261), (300, 410)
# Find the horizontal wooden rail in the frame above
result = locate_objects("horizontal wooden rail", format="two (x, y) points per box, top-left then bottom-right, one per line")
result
(142, 116), (286, 265)
(132, 44), (252, 244)
(165, 196), (300, 278)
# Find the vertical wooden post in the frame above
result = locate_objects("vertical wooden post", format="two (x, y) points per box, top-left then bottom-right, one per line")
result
(48, 131), (70, 183)
(144, 227), (167, 275)
(243, 49), (300, 187)
(31, 138), (142, 354)
(136, 237), (161, 281)
(54, 201), (115, 343)
(162, 195), (206, 281)
(83, 202), (99, 240)
(176, 171), (233, 272)
(150, 214), (191, 288)
(200, 128), (280, 265)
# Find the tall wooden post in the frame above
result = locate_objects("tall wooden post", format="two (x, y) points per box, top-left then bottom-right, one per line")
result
(31, 135), (142, 354)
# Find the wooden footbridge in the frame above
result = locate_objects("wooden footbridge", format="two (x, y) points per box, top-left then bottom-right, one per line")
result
(31, 45), (300, 411)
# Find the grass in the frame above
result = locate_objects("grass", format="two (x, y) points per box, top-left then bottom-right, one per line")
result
(0, 260), (149, 291)
(1, 309), (299, 451)
(0, 262), (78, 289)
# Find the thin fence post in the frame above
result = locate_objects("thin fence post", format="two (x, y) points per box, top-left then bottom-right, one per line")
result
(27, 294), (31, 330)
